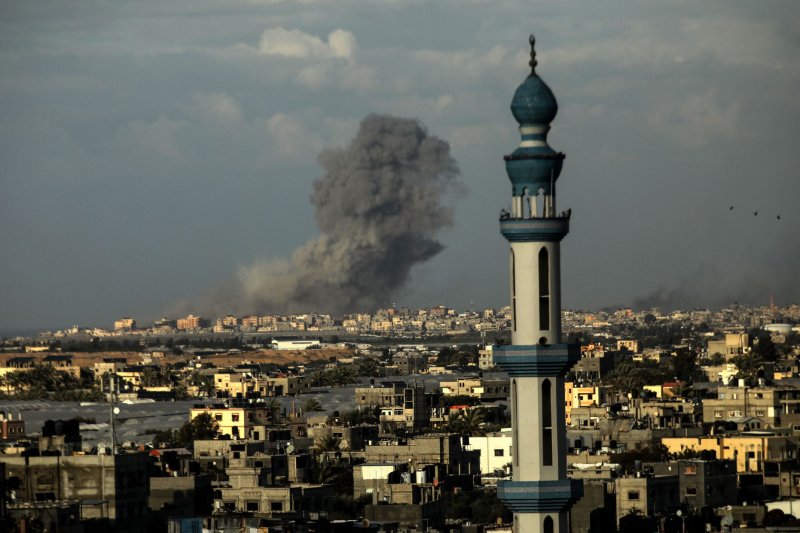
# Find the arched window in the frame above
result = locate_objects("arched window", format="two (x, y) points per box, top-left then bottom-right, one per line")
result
(539, 247), (550, 330)
(543, 516), (554, 533)
(542, 379), (553, 465)
(511, 248), (517, 332)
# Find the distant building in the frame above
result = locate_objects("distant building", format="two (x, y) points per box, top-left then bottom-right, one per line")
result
(114, 317), (137, 331)
(270, 339), (319, 350)
(177, 315), (207, 331)
(617, 340), (640, 353)
(189, 404), (271, 440)
(0, 412), (24, 440)
(707, 333), (750, 360)
(662, 434), (800, 473)
(478, 345), (495, 370)
(439, 377), (509, 401)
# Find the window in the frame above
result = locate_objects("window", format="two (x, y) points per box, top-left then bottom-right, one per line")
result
(538, 247), (550, 330)
(214, 414), (223, 421)
(543, 516), (554, 533)
(510, 248), (516, 332)
(627, 491), (640, 500)
(270, 501), (283, 512)
(686, 487), (697, 496)
(232, 414), (240, 422)
(494, 449), (505, 457)
(512, 380), (519, 467)
(246, 502), (259, 511)
(542, 379), (553, 466)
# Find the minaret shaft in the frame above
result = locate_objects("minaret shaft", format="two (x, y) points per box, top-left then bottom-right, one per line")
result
(510, 241), (561, 346)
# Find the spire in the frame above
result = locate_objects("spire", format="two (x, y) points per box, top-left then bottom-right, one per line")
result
(528, 34), (537, 75)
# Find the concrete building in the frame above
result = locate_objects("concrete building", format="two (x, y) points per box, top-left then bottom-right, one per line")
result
(702, 384), (800, 428)
(492, 36), (582, 532)
(615, 474), (679, 525)
(439, 376), (510, 401)
(708, 333), (750, 360)
(270, 339), (319, 350)
(649, 459), (737, 512)
(114, 318), (136, 331)
(0, 453), (150, 532)
(355, 381), (431, 433)
(662, 434), (800, 473)
(479, 345), (495, 370)
(189, 404), (271, 440)
(468, 428), (513, 475)
(365, 434), (480, 478)
(176, 315), (207, 331)
(0, 412), (25, 440)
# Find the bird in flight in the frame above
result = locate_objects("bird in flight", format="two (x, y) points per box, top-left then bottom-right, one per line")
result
(754, 211), (758, 216)
(729, 206), (734, 211)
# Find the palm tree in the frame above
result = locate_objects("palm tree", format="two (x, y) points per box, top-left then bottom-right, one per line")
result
(303, 398), (324, 412)
(448, 407), (487, 436)
(265, 398), (282, 422)
(317, 434), (341, 452)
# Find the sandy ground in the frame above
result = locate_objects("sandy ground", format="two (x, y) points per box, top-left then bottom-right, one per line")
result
(0, 347), (354, 368)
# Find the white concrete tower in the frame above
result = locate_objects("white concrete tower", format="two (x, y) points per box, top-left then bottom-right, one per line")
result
(494, 36), (582, 533)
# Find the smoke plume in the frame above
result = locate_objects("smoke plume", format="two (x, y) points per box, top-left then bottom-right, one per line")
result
(209, 114), (461, 315)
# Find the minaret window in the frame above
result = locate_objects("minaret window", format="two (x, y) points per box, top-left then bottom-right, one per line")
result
(542, 379), (553, 466)
(511, 248), (516, 332)
(538, 247), (550, 330)
(512, 379), (519, 467)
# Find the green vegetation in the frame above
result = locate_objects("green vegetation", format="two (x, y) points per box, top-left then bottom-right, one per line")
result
(151, 412), (219, 448)
(0, 365), (103, 401)
(443, 490), (511, 525)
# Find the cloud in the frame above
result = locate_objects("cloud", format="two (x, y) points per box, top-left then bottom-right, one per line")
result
(258, 27), (357, 61)
(648, 90), (742, 147)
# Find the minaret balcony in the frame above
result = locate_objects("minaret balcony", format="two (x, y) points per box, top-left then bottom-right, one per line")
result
(497, 479), (584, 513)
(493, 343), (580, 377)
(499, 214), (570, 242)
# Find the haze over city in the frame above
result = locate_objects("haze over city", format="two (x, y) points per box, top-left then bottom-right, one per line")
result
(1, 1), (799, 331)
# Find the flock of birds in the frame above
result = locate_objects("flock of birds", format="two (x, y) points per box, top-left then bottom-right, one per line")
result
(730, 206), (781, 220)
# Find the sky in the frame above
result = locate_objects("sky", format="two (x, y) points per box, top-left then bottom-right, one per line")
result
(1, 0), (799, 330)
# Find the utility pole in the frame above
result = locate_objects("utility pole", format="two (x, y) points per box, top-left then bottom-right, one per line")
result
(108, 373), (119, 454)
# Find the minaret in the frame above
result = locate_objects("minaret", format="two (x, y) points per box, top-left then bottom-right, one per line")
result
(494, 36), (582, 533)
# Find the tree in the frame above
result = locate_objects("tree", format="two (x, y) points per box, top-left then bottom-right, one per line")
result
(448, 408), (487, 436)
(750, 331), (778, 363)
(175, 413), (219, 447)
(671, 348), (702, 384)
(317, 434), (341, 452)
(303, 398), (324, 412)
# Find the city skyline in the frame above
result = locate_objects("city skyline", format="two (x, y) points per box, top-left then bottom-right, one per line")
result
(2, 1), (799, 330)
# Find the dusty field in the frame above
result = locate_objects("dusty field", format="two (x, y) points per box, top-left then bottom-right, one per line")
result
(0, 347), (354, 368)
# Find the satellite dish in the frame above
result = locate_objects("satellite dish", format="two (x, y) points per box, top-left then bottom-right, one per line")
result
(113, 407), (120, 415)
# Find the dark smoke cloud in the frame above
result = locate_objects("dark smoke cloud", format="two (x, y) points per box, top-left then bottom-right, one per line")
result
(199, 114), (461, 316)
(630, 224), (800, 311)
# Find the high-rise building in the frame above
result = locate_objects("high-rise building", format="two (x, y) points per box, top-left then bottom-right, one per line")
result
(493, 36), (582, 532)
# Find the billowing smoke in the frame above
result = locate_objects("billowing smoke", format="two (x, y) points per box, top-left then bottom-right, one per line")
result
(630, 224), (800, 311)
(211, 114), (461, 315)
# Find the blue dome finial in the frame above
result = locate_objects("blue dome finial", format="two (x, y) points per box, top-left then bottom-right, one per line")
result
(504, 35), (564, 197)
